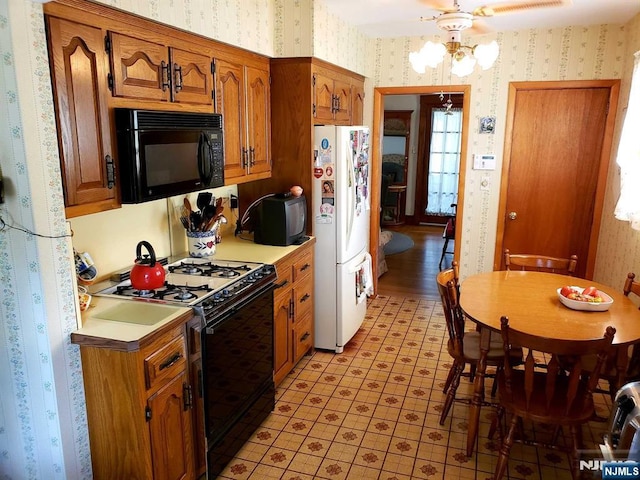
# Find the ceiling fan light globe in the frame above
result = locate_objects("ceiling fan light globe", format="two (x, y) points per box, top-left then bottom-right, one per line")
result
(473, 40), (500, 69)
(410, 41), (447, 72)
(451, 54), (476, 77)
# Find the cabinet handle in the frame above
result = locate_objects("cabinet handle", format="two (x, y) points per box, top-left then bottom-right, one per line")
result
(300, 293), (310, 303)
(289, 299), (294, 319)
(300, 263), (311, 271)
(174, 64), (183, 92)
(275, 279), (289, 289)
(242, 148), (248, 168)
(159, 352), (183, 371)
(249, 147), (255, 167)
(301, 332), (310, 341)
(160, 61), (170, 91)
(105, 155), (116, 189)
(183, 383), (193, 410)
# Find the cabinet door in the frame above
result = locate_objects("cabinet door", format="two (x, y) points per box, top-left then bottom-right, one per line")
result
(148, 371), (195, 480)
(333, 79), (352, 125)
(46, 17), (117, 214)
(109, 31), (169, 101)
(215, 58), (247, 180)
(245, 65), (271, 177)
(352, 83), (365, 125)
(313, 72), (335, 123)
(273, 290), (293, 386)
(171, 47), (213, 106)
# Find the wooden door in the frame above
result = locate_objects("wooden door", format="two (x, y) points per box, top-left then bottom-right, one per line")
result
(415, 94), (463, 225)
(352, 83), (365, 125)
(148, 372), (194, 480)
(109, 31), (169, 101)
(46, 17), (117, 215)
(496, 81), (619, 279)
(313, 71), (335, 123)
(215, 58), (247, 180)
(245, 65), (271, 177)
(170, 48), (213, 106)
(333, 79), (352, 124)
(273, 289), (293, 386)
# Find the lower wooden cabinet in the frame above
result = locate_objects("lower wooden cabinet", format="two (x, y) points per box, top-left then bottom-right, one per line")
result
(273, 241), (315, 385)
(73, 320), (196, 480)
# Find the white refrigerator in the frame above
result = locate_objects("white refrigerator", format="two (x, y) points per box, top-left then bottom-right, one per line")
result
(313, 125), (372, 353)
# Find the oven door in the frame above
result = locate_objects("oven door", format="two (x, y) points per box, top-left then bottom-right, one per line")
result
(201, 283), (275, 477)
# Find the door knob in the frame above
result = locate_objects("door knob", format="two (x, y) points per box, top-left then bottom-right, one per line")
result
(508, 211), (517, 220)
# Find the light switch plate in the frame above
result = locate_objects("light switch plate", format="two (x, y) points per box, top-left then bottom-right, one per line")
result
(473, 154), (496, 170)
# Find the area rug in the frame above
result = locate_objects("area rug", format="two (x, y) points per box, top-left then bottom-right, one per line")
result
(383, 231), (414, 255)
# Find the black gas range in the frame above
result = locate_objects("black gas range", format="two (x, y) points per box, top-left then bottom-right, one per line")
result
(94, 257), (277, 478)
(94, 258), (277, 318)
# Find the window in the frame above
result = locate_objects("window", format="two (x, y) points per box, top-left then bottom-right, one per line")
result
(426, 107), (461, 216)
(614, 51), (640, 230)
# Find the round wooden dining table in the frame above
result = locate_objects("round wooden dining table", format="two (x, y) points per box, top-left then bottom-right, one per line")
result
(458, 270), (640, 457)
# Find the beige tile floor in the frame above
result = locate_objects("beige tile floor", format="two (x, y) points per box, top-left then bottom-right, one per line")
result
(217, 295), (614, 480)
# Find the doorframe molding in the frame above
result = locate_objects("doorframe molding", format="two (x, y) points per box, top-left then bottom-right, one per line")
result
(493, 79), (620, 278)
(371, 85), (471, 295)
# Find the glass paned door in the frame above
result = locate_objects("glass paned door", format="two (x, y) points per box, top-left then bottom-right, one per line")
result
(426, 108), (461, 216)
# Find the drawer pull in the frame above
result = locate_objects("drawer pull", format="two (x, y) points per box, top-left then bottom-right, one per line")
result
(300, 293), (310, 303)
(275, 279), (289, 289)
(301, 332), (310, 341)
(300, 263), (311, 271)
(159, 352), (183, 371)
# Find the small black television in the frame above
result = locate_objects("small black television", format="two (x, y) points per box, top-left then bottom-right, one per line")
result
(254, 194), (307, 246)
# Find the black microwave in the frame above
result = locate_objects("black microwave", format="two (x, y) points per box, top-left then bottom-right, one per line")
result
(115, 109), (224, 203)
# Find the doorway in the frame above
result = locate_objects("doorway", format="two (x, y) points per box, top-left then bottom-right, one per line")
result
(494, 80), (620, 279)
(371, 86), (471, 295)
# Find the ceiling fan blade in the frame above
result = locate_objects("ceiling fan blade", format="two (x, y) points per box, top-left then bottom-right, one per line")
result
(467, 19), (493, 35)
(419, 0), (460, 13)
(473, 0), (571, 17)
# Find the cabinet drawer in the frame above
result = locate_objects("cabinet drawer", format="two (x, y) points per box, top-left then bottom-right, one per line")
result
(274, 257), (294, 292)
(293, 313), (313, 364)
(145, 335), (187, 390)
(294, 274), (313, 320)
(293, 252), (313, 282)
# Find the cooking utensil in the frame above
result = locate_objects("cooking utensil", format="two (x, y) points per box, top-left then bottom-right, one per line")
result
(180, 216), (190, 230)
(197, 192), (213, 213)
(183, 197), (192, 215)
(130, 241), (166, 291)
(202, 204), (217, 231)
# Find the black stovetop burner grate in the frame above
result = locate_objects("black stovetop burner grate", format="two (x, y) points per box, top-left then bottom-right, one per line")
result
(113, 282), (214, 302)
(168, 261), (253, 278)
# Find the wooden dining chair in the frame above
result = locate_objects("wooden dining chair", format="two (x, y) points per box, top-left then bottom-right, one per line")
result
(590, 272), (640, 398)
(436, 265), (520, 425)
(491, 316), (616, 480)
(504, 249), (578, 275)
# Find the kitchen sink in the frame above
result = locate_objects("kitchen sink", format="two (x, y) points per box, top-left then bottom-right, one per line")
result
(94, 302), (184, 326)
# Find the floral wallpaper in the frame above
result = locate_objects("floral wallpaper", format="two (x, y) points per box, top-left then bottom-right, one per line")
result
(373, 24), (630, 277)
(1, 0), (639, 477)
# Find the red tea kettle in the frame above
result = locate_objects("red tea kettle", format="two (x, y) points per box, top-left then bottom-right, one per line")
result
(130, 241), (166, 291)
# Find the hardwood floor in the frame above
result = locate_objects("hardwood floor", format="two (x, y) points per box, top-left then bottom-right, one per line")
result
(377, 224), (448, 299)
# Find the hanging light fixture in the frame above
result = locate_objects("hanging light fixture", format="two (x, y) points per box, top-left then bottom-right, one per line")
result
(409, 11), (499, 78)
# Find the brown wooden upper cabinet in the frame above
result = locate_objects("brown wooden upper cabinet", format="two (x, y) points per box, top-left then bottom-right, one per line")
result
(46, 16), (118, 218)
(215, 54), (271, 185)
(313, 71), (352, 125)
(108, 31), (213, 106)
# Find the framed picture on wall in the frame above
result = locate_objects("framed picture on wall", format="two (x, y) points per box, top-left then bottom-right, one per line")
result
(479, 116), (496, 134)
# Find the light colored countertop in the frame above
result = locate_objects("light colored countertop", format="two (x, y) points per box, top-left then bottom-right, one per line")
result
(72, 236), (314, 349)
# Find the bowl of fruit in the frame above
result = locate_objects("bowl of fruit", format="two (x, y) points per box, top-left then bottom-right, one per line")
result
(557, 285), (614, 312)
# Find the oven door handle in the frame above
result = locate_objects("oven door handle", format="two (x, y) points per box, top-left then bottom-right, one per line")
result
(205, 308), (237, 335)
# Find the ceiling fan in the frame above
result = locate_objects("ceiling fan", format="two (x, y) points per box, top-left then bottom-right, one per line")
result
(420, 0), (572, 35)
